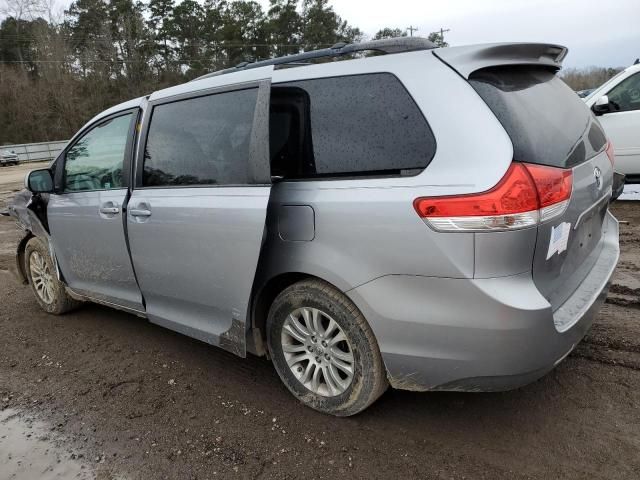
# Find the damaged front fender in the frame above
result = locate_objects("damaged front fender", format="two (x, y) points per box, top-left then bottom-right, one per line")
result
(12, 233), (31, 285)
(7, 189), (60, 284)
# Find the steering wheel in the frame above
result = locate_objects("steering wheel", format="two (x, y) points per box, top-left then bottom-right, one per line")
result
(68, 173), (101, 191)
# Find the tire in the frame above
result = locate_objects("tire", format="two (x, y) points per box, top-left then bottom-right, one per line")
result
(24, 237), (82, 314)
(267, 279), (387, 416)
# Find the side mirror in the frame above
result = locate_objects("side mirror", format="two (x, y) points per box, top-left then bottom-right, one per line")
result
(25, 168), (54, 194)
(592, 95), (611, 116)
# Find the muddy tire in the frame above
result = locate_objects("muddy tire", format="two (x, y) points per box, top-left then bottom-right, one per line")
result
(267, 279), (387, 416)
(25, 237), (82, 314)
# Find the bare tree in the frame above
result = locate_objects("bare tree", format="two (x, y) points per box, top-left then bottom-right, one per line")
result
(41, 0), (65, 24)
(561, 66), (624, 91)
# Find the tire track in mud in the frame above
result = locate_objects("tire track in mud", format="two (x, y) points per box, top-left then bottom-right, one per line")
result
(573, 345), (640, 371)
(609, 283), (640, 298)
(605, 296), (640, 310)
(576, 298), (640, 371)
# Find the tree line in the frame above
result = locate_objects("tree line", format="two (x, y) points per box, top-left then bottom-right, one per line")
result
(0, 0), (450, 145)
(0, 0), (623, 145)
(560, 66), (623, 92)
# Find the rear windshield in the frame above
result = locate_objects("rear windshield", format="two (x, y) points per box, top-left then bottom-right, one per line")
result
(470, 66), (606, 168)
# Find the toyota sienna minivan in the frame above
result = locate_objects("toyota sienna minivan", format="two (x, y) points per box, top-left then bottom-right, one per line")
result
(10, 38), (620, 416)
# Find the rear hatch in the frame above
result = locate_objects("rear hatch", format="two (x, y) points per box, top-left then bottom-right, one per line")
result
(435, 46), (613, 310)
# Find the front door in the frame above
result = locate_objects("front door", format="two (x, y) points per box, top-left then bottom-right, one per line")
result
(600, 71), (640, 180)
(126, 82), (272, 355)
(48, 110), (144, 312)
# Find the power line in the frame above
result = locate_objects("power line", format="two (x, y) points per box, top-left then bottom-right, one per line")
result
(0, 37), (339, 50)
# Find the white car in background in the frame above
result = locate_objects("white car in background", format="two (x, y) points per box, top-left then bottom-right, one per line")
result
(0, 149), (19, 166)
(585, 62), (640, 183)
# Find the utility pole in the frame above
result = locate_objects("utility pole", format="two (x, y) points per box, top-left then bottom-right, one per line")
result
(439, 27), (451, 44)
(407, 25), (418, 37)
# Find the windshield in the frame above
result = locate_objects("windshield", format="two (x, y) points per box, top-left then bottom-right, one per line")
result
(584, 68), (628, 101)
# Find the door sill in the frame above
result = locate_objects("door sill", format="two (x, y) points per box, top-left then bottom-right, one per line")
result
(65, 287), (147, 318)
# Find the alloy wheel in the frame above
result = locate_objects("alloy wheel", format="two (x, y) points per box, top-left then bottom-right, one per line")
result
(29, 251), (55, 305)
(281, 307), (354, 397)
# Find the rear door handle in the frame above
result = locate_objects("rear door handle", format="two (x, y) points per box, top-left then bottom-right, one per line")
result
(130, 209), (152, 217)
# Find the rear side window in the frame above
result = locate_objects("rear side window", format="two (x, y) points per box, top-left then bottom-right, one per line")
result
(143, 88), (258, 187)
(270, 73), (436, 179)
(470, 66), (606, 168)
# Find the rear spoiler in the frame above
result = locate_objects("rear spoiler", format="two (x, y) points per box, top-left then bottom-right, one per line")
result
(433, 43), (568, 79)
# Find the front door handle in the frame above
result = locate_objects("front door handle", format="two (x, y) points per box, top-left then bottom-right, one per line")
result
(99, 201), (120, 217)
(99, 206), (120, 215)
(130, 208), (152, 217)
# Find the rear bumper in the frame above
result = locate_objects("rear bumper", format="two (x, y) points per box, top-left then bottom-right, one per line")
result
(347, 211), (619, 392)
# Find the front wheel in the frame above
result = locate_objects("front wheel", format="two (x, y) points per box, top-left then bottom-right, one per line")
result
(25, 237), (81, 314)
(267, 279), (387, 416)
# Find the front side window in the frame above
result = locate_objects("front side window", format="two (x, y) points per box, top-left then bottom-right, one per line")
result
(270, 73), (436, 179)
(64, 113), (133, 192)
(607, 72), (640, 113)
(143, 88), (258, 187)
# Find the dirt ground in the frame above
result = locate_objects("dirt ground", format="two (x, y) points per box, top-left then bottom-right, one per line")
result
(1, 163), (639, 480)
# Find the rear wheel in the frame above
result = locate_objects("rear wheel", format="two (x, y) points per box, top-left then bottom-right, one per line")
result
(267, 279), (387, 416)
(25, 237), (81, 314)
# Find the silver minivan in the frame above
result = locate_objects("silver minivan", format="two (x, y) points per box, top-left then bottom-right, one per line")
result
(11, 38), (620, 416)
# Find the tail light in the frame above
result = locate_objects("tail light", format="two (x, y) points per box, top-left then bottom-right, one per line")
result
(414, 162), (572, 232)
(605, 140), (615, 166)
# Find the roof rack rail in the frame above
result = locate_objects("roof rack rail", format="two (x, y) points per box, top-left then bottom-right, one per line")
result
(193, 37), (436, 81)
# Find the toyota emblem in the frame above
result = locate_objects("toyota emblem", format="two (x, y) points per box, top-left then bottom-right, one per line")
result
(594, 166), (602, 190)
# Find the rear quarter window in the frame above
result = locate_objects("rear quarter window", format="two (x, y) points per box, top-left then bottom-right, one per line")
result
(469, 66), (606, 168)
(270, 73), (436, 179)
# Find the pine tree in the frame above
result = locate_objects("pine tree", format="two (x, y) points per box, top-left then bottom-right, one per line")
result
(220, 1), (268, 67)
(65, 0), (114, 77)
(373, 27), (407, 40)
(266, 0), (301, 57)
(148, 0), (175, 73)
(301, 0), (360, 51)
(108, 0), (153, 85)
(168, 0), (206, 75)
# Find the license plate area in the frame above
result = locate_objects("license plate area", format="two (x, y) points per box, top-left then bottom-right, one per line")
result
(573, 194), (609, 254)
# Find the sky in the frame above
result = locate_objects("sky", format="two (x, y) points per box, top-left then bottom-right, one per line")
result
(320, 0), (639, 68)
(39, 0), (640, 68)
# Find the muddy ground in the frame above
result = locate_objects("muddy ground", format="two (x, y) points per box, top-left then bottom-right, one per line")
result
(1, 163), (639, 479)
